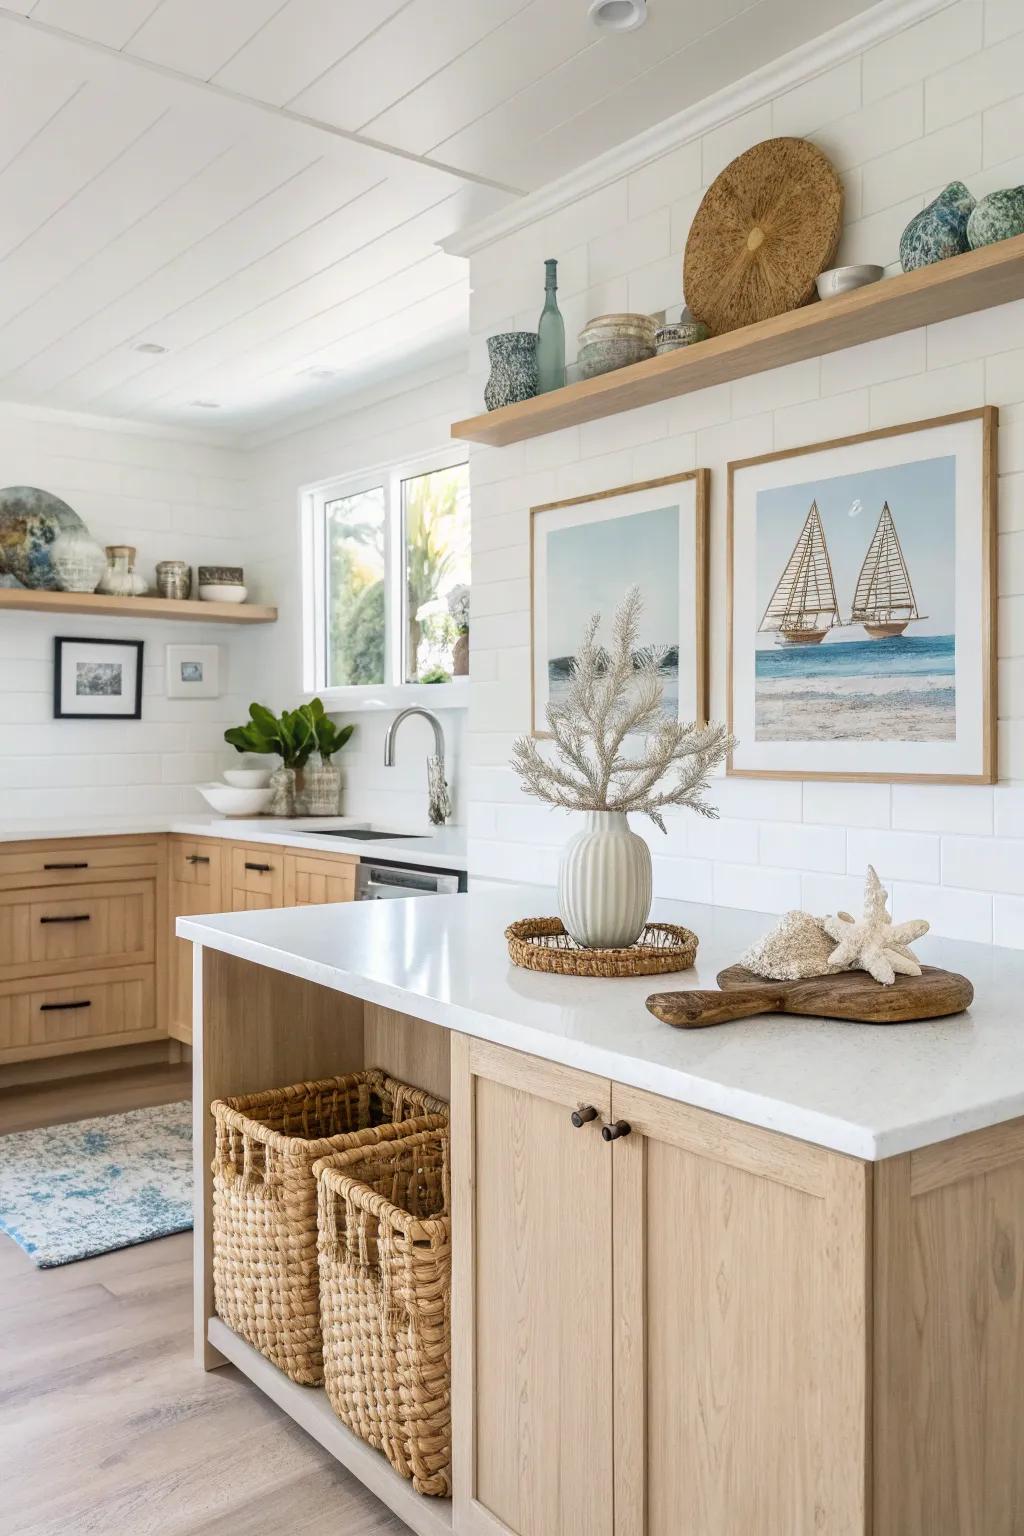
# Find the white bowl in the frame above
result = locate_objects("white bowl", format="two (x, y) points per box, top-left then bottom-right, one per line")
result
(223, 767), (273, 789)
(199, 583), (248, 604)
(196, 782), (273, 816)
(815, 264), (884, 299)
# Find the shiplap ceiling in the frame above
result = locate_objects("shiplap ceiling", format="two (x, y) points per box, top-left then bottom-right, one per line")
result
(0, 0), (878, 436)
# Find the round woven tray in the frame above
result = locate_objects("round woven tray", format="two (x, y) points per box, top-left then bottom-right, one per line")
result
(506, 917), (698, 978)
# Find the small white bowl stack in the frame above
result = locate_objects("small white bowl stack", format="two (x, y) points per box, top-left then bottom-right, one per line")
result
(197, 763), (273, 816)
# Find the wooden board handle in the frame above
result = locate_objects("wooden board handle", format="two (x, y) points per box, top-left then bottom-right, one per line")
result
(647, 986), (787, 1028)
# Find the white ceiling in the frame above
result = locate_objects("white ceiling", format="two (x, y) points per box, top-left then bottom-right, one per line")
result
(0, 0), (878, 437)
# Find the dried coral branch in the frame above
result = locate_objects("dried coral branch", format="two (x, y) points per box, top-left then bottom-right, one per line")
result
(511, 586), (735, 829)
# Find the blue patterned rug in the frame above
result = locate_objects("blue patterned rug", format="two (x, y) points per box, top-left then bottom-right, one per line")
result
(0, 1101), (192, 1267)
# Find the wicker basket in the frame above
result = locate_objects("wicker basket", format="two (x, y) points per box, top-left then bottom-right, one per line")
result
(315, 1127), (451, 1497)
(211, 1069), (447, 1386)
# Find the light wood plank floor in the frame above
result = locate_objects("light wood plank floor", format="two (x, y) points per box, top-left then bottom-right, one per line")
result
(0, 1065), (408, 1536)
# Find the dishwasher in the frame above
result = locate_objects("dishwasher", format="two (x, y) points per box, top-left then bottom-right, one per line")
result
(354, 859), (466, 900)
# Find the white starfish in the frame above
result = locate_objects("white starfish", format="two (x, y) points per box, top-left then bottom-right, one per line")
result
(821, 865), (929, 986)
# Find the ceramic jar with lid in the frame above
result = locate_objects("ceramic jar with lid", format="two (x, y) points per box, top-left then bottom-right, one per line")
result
(98, 545), (147, 597)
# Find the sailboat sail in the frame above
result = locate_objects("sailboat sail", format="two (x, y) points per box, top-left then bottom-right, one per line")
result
(759, 500), (841, 642)
(850, 501), (920, 625)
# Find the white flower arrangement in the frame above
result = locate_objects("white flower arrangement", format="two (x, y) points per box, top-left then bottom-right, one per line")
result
(512, 586), (734, 832)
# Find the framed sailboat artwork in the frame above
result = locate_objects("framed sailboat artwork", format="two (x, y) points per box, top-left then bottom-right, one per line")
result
(530, 470), (708, 736)
(727, 407), (996, 783)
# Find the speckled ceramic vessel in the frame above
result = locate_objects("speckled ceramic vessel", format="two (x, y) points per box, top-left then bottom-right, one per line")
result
(968, 186), (1024, 249)
(899, 181), (976, 272)
(484, 331), (538, 410)
(0, 486), (86, 589)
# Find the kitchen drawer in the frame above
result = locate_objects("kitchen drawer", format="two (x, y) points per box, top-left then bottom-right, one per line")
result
(229, 846), (284, 909)
(284, 852), (356, 907)
(170, 837), (223, 892)
(0, 880), (155, 981)
(0, 964), (157, 1064)
(0, 837), (162, 892)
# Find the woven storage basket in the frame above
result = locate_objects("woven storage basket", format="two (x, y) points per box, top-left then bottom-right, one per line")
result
(315, 1126), (451, 1497)
(211, 1069), (447, 1386)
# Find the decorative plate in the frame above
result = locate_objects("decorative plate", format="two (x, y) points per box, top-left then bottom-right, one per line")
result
(683, 137), (843, 334)
(506, 916), (698, 978)
(0, 486), (86, 589)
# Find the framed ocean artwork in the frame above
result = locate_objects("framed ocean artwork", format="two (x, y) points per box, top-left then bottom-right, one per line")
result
(727, 407), (996, 783)
(530, 470), (708, 736)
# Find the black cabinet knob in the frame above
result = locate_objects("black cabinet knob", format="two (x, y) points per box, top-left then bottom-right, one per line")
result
(570, 1105), (598, 1128)
(601, 1120), (632, 1142)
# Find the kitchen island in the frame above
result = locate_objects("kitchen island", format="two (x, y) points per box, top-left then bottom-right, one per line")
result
(180, 886), (1024, 1536)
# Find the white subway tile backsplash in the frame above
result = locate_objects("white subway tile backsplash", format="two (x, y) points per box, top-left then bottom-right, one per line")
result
(627, 140), (701, 221)
(862, 2), (983, 103)
(944, 835), (1024, 894)
(846, 829), (941, 883)
(801, 870), (892, 915)
(714, 778), (803, 822)
(774, 391), (869, 450)
(994, 785), (1024, 836)
(801, 781), (892, 829)
(812, 84), (923, 173)
(588, 208), (670, 286)
(772, 59), (862, 138)
(731, 358), (820, 420)
(820, 329), (926, 397)
(713, 862), (802, 913)
(759, 821), (846, 873)
(993, 894), (1024, 948)
(892, 784), (994, 835)
(925, 28), (1024, 130)
(652, 854), (713, 904)
(892, 881), (993, 942)
(985, 0), (1024, 45)
(701, 105), (773, 183)
(861, 119), (982, 215)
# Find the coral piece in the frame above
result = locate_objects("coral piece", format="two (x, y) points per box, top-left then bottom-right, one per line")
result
(740, 910), (839, 981)
(821, 866), (928, 986)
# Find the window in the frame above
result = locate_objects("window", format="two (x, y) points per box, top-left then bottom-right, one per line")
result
(305, 452), (469, 702)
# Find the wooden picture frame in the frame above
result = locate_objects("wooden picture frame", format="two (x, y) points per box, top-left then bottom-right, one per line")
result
(530, 469), (709, 737)
(727, 406), (997, 783)
(54, 636), (144, 720)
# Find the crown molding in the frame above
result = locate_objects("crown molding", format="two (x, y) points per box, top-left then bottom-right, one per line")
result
(440, 0), (953, 259)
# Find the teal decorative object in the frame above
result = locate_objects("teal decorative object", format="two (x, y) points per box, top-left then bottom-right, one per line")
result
(899, 182), (976, 272)
(536, 257), (566, 393)
(484, 331), (538, 410)
(0, 486), (86, 589)
(968, 186), (1024, 249)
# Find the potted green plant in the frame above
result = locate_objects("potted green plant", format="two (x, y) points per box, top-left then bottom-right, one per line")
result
(224, 701), (353, 817)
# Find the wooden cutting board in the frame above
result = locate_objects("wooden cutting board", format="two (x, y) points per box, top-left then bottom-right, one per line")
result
(646, 964), (973, 1029)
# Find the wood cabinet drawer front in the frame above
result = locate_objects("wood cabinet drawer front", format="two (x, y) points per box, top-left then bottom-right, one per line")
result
(0, 965), (156, 1063)
(229, 847), (283, 905)
(0, 838), (161, 892)
(171, 839), (222, 891)
(286, 853), (355, 906)
(0, 881), (154, 979)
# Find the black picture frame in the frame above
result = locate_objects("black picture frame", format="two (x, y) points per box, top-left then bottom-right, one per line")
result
(53, 636), (144, 720)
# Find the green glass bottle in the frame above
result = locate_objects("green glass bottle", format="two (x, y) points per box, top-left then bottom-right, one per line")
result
(536, 258), (565, 393)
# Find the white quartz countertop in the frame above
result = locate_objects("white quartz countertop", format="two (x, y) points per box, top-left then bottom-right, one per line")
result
(178, 884), (1024, 1161)
(0, 815), (467, 871)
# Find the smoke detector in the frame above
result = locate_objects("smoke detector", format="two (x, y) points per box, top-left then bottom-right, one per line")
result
(587, 0), (647, 31)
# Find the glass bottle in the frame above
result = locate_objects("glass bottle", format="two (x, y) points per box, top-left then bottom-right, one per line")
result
(536, 258), (565, 393)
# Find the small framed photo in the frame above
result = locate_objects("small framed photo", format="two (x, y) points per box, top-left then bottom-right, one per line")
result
(727, 406), (997, 783)
(165, 644), (220, 699)
(530, 469), (709, 736)
(54, 637), (143, 720)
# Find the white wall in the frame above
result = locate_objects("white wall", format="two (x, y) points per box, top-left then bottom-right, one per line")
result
(0, 407), (267, 820)
(465, 0), (1024, 946)
(246, 358), (472, 829)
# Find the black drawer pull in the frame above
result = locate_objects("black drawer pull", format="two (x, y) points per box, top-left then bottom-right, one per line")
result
(601, 1120), (632, 1142)
(244, 862), (272, 873)
(570, 1105), (598, 1128)
(186, 854), (210, 864)
(43, 862), (89, 871)
(40, 999), (92, 1012)
(40, 914), (91, 925)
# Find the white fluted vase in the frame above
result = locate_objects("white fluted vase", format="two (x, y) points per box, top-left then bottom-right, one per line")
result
(558, 810), (652, 949)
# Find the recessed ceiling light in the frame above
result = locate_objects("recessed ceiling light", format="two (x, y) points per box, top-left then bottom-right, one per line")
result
(587, 0), (647, 31)
(135, 341), (169, 354)
(189, 399), (220, 409)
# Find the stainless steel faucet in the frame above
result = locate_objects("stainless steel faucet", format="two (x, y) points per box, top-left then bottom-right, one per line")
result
(384, 707), (451, 826)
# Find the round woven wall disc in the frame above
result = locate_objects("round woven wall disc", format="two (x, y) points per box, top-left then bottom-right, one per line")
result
(683, 136), (843, 334)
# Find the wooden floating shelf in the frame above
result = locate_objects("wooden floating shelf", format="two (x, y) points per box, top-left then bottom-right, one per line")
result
(0, 589), (277, 624)
(452, 234), (1024, 447)
(208, 1318), (452, 1536)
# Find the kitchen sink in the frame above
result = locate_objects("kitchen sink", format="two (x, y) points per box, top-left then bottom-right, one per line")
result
(315, 829), (422, 841)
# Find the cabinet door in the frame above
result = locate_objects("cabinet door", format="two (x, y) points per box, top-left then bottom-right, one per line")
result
(283, 852), (356, 906)
(611, 1084), (870, 1536)
(0, 965), (157, 1064)
(451, 1034), (614, 1536)
(168, 840), (224, 1045)
(228, 845), (284, 910)
(0, 881), (154, 981)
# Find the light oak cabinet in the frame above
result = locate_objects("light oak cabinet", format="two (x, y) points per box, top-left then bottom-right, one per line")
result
(167, 839), (225, 1046)
(284, 852), (356, 906)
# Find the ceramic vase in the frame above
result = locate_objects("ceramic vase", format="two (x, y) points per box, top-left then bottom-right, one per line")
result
(268, 765), (296, 818)
(968, 186), (1024, 249)
(305, 756), (341, 816)
(452, 630), (469, 677)
(98, 545), (147, 597)
(51, 528), (107, 593)
(899, 182), (976, 272)
(558, 810), (653, 949)
(484, 332), (538, 411)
